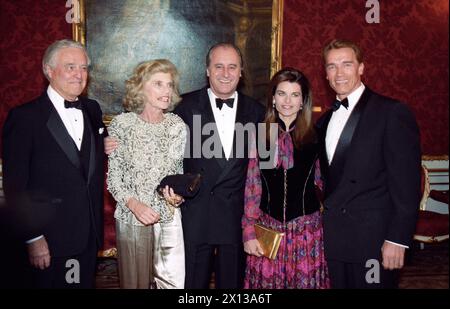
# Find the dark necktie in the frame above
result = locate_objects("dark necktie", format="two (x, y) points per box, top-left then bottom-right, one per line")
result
(331, 98), (349, 111)
(64, 100), (83, 110)
(215, 98), (234, 110)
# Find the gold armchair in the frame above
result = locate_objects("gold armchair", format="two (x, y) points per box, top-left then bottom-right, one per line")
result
(414, 164), (449, 244)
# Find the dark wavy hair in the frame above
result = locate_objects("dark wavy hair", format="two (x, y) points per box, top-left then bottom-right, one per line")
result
(265, 67), (316, 148)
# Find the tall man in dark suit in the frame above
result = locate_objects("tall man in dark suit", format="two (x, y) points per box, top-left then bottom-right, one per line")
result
(2, 39), (105, 288)
(174, 43), (264, 288)
(316, 39), (421, 288)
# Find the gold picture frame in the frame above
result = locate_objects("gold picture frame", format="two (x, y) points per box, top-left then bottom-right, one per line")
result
(72, 0), (283, 116)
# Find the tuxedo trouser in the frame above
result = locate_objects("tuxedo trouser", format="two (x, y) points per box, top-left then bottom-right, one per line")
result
(116, 208), (185, 289)
(327, 259), (398, 289)
(184, 242), (245, 289)
(31, 226), (97, 288)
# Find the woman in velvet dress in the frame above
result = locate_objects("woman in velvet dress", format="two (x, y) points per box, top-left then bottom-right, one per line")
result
(242, 68), (329, 289)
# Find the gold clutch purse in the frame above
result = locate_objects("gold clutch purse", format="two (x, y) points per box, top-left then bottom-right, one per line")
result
(254, 223), (285, 260)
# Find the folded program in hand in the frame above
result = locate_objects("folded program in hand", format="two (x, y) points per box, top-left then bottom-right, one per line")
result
(157, 173), (202, 198)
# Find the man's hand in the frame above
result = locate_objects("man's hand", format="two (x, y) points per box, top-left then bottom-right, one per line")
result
(104, 136), (119, 155)
(381, 241), (406, 270)
(27, 237), (51, 270)
(244, 239), (264, 257)
(127, 198), (160, 225)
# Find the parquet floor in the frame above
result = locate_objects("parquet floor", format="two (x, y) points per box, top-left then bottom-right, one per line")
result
(95, 241), (449, 289)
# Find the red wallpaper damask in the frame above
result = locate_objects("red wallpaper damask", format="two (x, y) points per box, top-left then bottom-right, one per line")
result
(0, 0), (447, 255)
(0, 0), (71, 151)
(282, 0), (449, 155)
(0, 0), (448, 156)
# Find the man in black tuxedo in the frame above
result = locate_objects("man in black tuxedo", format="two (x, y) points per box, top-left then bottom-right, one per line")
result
(2, 39), (105, 288)
(316, 39), (421, 288)
(174, 43), (264, 288)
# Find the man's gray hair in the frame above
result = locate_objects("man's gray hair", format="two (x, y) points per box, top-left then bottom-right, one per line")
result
(42, 39), (90, 80)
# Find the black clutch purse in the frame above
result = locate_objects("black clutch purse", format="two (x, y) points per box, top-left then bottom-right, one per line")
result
(157, 173), (202, 198)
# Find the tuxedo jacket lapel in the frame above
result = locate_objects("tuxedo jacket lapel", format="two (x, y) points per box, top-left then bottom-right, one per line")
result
(82, 101), (98, 184)
(327, 88), (371, 195)
(194, 90), (224, 170)
(44, 95), (101, 183)
(46, 101), (82, 171)
(317, 110), (333, 187)
(234, 92), (246, 126)
(195, 90), (216, 126)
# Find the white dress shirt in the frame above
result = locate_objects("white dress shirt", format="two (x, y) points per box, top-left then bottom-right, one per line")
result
(208, 88), (238, 160)
(47, 85), (84, 150)
(325, 83), (365, 164)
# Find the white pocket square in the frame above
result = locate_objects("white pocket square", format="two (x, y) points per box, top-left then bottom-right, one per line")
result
(98, 128), (104, 135)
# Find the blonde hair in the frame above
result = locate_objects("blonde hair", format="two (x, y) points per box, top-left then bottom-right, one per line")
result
(123, 59), (181, 113)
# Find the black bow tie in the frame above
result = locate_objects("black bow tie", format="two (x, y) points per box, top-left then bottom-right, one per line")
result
(64, 100), (83, 110)
(331, 98), (349, 111)
(215, 98), (234, 110)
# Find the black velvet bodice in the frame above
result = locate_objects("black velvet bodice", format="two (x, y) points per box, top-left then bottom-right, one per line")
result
(259, 141), (321, 223)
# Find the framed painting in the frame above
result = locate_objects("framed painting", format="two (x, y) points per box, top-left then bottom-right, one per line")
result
(72, 0), (283, 117)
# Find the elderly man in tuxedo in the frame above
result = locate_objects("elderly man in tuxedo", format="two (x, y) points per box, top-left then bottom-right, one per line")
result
(2, 39), (105, 288)
(317, 39), (421, 288)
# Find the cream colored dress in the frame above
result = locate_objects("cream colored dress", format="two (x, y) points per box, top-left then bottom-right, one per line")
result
(107, 112), (186, 289)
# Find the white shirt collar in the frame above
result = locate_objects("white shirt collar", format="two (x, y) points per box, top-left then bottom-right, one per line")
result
(47, 85), (80, 106)
(337, 83), (365, 111)
(47, 85), (66, 108)
(326, 83), (366, 163)
(46, 85), (84, 150)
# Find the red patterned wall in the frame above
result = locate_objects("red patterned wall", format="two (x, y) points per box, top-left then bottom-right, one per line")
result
(0, 0), (71, 151)
(0, 0), (448, 156)
(0, 0), (447, 253)
(282, 0), (449, 155)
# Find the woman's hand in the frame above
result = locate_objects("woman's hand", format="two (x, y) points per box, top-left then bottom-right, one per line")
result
(244, 239), (265, 257)
(162, 185), (184, 207)
(104, 136), (119, 155)
(126, 198), (160, 225)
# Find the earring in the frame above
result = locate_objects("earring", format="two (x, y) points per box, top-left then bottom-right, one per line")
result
(272, 100), (276, 109)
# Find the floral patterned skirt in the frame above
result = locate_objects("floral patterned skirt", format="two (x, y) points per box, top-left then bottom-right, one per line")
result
(244, 210), (330, 289)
